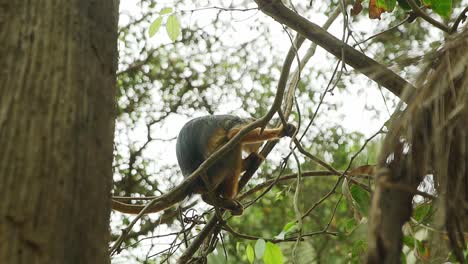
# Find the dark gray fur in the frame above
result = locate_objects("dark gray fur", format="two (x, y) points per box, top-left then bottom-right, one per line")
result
(176, 115), (246, 179)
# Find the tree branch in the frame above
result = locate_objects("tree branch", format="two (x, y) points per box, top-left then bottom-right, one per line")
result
(450, 6), (468, 33)
(177, 29), (309, 264)
(406, 0), (451, 33)
(254, 0), (415, 101)
(238, 171), (336, 200)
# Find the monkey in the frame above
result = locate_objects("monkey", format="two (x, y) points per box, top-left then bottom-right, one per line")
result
(175, 115), (296, 215)
(112, 115), (296, 215)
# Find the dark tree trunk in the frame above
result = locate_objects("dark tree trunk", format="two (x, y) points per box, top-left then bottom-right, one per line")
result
(0, 1), (119, 263)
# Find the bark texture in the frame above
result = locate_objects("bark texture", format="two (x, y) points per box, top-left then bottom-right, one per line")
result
(367, 26), (468, 263)
(0, 1), (119, 263)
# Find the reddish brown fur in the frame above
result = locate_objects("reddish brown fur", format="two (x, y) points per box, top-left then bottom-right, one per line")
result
(111, 119), (294, 215)
(206, 125), (285, 202)
(218, 146), (243, 199)
(228, 126), (284, 143)
(205, 128), (227, 158)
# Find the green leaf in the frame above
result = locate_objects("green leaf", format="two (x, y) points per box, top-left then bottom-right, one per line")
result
(377, 0), (397, 11)
(282, 221), (297, 233)
(412, 203), (432, 222)
(397, 0), (423, 10)
(246, 244), (255, 264)
(160, 7), (173, 15)
(166, 14), (180, 41)
(263, 242), (284, 264)
(401, 253), (407, 264)
(275, 221), (298, 239)
(430, 0), (452, 18)
(350, 185), (371, 216)
(415, 239), (429, 257)
(274, 190), (284, 201)
(402, 236), (415, 249)
(149, 17), (163, 37)
(236, 242), (242, 252)
(255, 239), (266, 260)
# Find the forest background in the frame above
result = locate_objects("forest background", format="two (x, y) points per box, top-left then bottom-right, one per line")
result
(111, 0), (466, 263)
(1, 0), (466, 263)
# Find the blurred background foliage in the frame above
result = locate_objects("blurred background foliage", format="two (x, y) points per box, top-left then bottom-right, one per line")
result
(111, 0), (466, 263)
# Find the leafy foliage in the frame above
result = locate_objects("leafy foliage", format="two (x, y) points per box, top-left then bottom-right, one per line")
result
(148, 7), (181, 40)
(350, 185), (371, 215)
(353, 0), (454, 18)
(423, 0), (453, 17)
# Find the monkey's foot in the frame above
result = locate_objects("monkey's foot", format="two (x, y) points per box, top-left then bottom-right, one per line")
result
(228, 199), (244, 216)
(202, 195), (244, 216)
(215, 197), (244, 216)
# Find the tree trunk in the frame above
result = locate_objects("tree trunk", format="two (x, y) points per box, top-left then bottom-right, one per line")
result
(0, 1), (119, 263)
(367, 26), (468, 263)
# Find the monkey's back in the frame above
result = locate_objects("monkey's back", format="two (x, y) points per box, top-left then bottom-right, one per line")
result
(176, 115), (247, 179)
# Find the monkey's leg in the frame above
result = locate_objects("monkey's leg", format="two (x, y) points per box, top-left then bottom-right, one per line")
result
(217, 146), (244, 215)
(227, 123), (296, 144)
(241, 152), (265, 172)
(219, 146), (242, 199)
(201, 167), (244, 215)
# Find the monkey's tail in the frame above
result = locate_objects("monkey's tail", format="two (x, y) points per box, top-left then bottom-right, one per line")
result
(111, 186), (190, 214)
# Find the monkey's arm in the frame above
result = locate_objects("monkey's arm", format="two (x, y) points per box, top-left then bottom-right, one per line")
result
(232, 123), (295, 172)
(227, 123), (296, 143)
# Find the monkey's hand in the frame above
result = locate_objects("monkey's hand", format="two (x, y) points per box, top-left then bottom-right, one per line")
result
(202, 195), (244, 216)
(280, 123), (297, 138)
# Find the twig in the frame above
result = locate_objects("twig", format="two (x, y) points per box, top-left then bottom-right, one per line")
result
(175, 4), (356, 261)
(110, 115), (269, 253)
(222, 223), (337, 243)
(238, 171), (337, 200)
(283, 2), (343, 113)
(300, 126), (383, 219)
(176, 31), (308, 263)
(406, 0), (451, 33)
(180, 6), (258, 13)
(291, 151), (303, 262)
(254, 0), (416, 100)
(323, 195), (343, 231)
(262, 34), (305, 131)
(450, 6), (468, 33)
(353, 17), (410, 47)
(177, 214), (219, 263)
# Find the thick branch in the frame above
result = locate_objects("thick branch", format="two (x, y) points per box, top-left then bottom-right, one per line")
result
(254, 0), (415, 101)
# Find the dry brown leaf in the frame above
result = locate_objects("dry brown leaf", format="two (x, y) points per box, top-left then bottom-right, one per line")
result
(348, 164), (377, 176)
(369, 0), (385, 19)
(351, 0), (363, 16)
